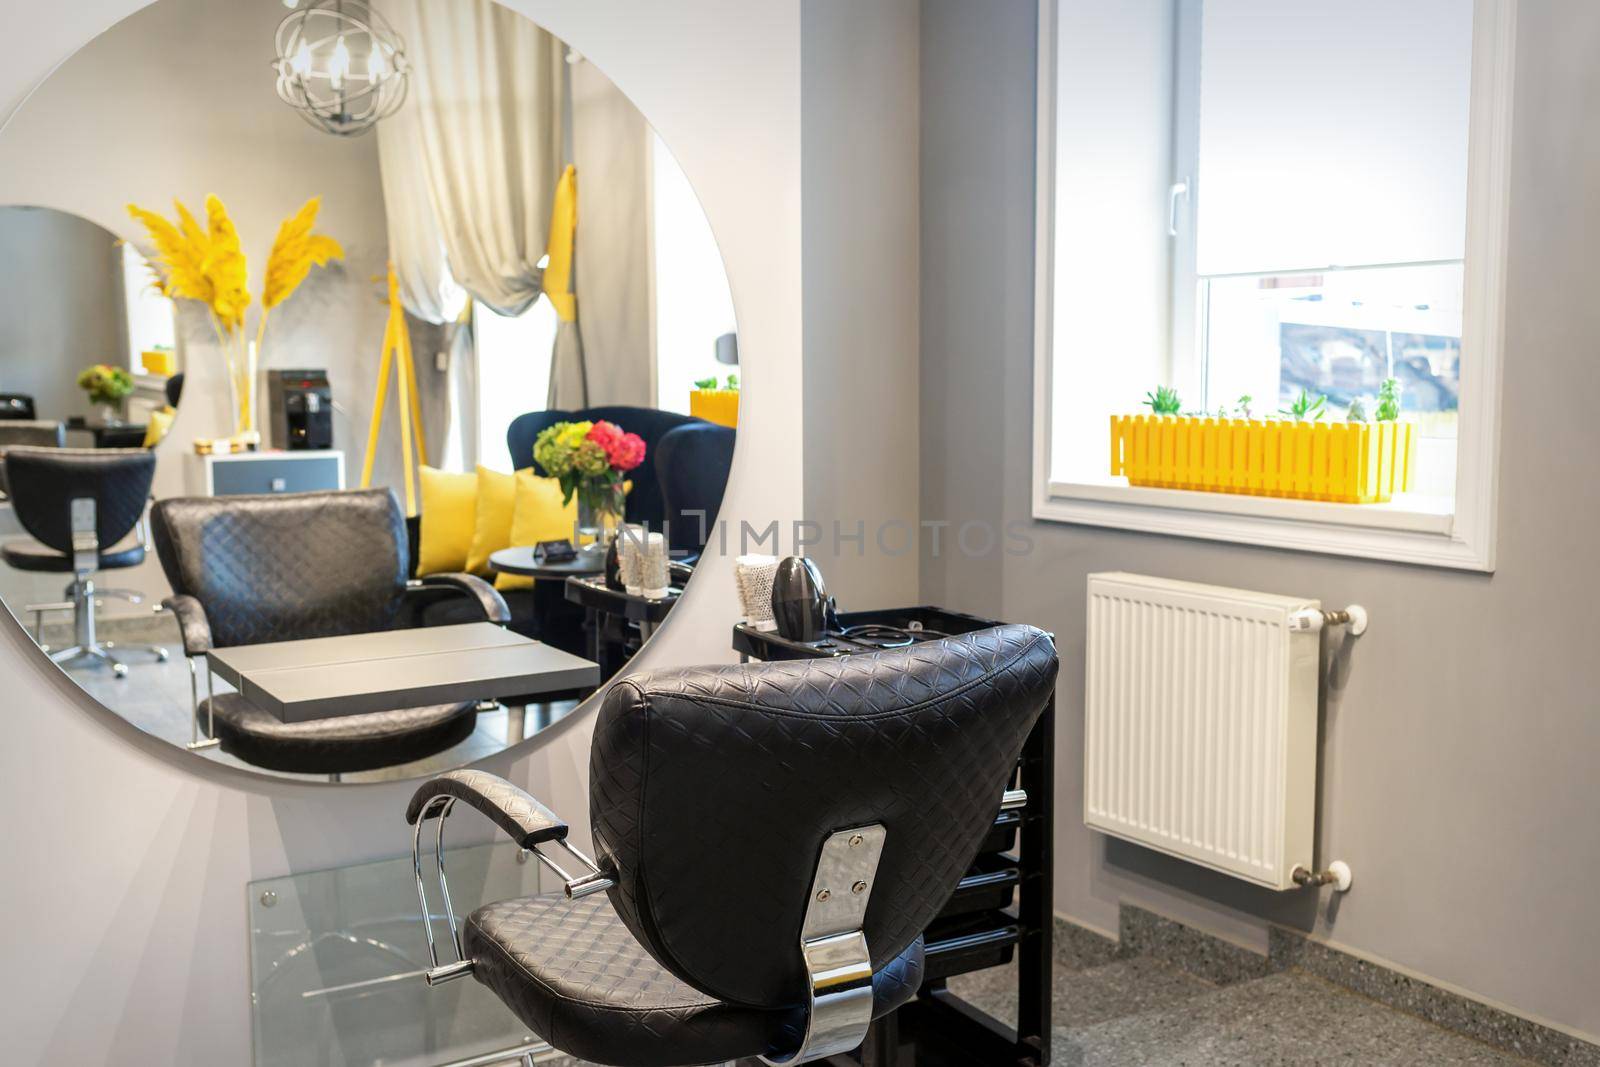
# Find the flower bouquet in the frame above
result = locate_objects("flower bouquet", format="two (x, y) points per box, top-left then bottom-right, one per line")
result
(77, 363), (135, 420)
(533, 420), (647, 550)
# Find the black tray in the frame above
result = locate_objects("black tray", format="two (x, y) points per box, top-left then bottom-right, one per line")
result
(937, 854), (1020, 921)
(980, 809), (1022, 855)
(921, 911), (1021, 982)
(732, 605), (1002, 661)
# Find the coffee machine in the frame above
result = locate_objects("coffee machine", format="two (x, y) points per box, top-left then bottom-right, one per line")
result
(266, 370), (333, 451)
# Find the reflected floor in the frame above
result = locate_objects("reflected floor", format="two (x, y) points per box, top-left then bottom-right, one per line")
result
(24, 610), (579, 783)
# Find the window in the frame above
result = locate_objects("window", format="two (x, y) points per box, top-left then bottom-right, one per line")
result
(119, 241), (175, 371)
(650, 131), (737, 413)
(1033, 0), (1514, 570)
(475, 296), (557, 472)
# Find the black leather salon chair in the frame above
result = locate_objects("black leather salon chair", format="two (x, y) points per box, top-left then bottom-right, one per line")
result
(0, 421), (66, 497)
(406, 624), (1058, 1066)
(151, 488), (512, 776)
(1, 447), (166, 675)
(656, 421), (736, 559)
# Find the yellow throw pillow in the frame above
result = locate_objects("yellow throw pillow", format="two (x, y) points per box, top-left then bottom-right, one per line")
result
(416, 466), (478, 576)
(465, 466), (517, 576)
(495, 470), (579, 591)
(142, 406), (175, 448)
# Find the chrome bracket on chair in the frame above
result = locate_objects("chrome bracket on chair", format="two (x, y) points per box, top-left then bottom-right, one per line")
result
(413, 794), (473, 985)
(413, 795), (618, 987)
(761, 824), (886, 1066)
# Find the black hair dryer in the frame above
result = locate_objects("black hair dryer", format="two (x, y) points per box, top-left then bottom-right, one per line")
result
(772, 556), (833, 642)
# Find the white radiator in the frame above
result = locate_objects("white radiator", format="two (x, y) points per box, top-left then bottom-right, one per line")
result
(1084, 572), (1322, 890)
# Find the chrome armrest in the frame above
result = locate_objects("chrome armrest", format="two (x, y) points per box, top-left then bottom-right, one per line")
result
(407, 771), (616, 985)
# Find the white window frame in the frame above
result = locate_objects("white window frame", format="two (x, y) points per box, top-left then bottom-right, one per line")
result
(1031, 0), (1516, 572)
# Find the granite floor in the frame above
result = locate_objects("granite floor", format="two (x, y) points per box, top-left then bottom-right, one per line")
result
(938, 940), (1534, 1067)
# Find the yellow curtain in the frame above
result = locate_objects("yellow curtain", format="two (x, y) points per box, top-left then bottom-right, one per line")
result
(545, 164), (587, 407)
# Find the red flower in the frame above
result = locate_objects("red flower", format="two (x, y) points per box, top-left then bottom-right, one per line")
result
(586, 420), (647, 471)
(611, 432), (647, 472)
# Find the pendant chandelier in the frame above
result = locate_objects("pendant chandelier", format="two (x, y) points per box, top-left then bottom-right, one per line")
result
(273, 0), (409, 137)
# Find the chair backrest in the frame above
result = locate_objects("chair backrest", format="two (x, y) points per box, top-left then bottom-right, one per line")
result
(588, 624), (1057, 1010)
(151, 488), (409, 648)
(0, 421), (65, 449)
(0, 394), (36, 421)
(2, 447), (155, 554)
(655, 422), (736, 556)
(506, 406), (704, 532)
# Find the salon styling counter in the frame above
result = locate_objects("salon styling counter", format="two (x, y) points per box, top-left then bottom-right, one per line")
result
(732, 607), (1056, 1067)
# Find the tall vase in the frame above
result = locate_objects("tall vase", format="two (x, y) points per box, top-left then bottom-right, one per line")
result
(576, 483), (623, 563)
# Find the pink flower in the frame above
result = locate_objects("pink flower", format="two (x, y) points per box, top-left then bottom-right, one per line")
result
(585, 420), (647, 471)
(586, 420), (623, 455)
(611, 432), (647, 472)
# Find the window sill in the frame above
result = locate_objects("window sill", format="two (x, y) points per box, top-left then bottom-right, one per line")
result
(1036, 479), (1492, 571)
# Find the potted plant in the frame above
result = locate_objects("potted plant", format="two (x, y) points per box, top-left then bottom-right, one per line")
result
(77, 364), (135, 423)
(533, 419), (648, 556)
(1109, 378), (1415, 504)
(689, 373), (740, 428)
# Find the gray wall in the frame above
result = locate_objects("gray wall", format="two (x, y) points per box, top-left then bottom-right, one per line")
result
(801, 0), (922, 607)
(920, 0), (1600, 1041)
(0, 207), (125, 424)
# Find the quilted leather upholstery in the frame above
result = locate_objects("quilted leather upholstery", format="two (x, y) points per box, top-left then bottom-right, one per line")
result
(406, 769), (569, 847)
(589, 624), (1057, 1009)
(200, 693), (477, 774)
(163, 594), (212, 655)
(151, 489), (409, 648)
(2, 447), (155, 554)
(463, 892), (923, 1066)
(1, 539), (144, 573)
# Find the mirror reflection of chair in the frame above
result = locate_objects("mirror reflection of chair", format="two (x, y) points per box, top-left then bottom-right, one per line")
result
(0, 421), (66, 497)
(0, 394), (36, 421)
(151, 488), (512, 778)
(405, 625), (1058, 1067)
(0, 446), (166, 676)
(655, 421), (736, 560)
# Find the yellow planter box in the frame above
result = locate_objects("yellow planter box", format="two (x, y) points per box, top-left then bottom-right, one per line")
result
(1109, 414), (1416, 504)
(690, 389), (739, 428)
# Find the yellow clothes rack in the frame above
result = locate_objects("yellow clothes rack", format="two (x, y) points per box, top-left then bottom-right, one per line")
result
(360, 263), (429, 515)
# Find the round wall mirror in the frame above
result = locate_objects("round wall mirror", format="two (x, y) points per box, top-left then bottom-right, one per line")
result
(0, 0), (739, 783)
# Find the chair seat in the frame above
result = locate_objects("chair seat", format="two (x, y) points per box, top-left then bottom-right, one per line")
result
(1, 539), (145, 573)
(463, 892), (924, 1067)
(199, 693), (477, 775)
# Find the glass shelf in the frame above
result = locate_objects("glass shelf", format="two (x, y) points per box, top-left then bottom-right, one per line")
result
(249, 840), (562, 1067)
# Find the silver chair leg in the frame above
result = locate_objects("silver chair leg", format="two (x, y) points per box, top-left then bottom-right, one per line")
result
(186, 656), (220, 751)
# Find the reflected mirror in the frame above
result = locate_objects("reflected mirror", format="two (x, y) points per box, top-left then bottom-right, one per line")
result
(0, 0), (739, 783)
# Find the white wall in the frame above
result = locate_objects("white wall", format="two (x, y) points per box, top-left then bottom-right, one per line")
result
(0, 2), (803, 1063)
(800, 0), (922, 609)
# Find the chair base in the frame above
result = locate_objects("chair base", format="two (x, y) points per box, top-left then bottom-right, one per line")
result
(33, 574), (166, 679)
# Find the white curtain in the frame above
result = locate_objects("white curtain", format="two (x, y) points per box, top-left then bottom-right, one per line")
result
(571, 58), (653, 407)
(377, 0), (566, 317)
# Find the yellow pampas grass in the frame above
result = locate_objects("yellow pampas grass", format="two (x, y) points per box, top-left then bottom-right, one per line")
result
(125, 193), (344, 439)
(263, 197), (344, 310)
(204, 195), (251, 333)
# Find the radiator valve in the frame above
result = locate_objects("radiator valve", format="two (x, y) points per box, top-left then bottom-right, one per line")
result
(1292, 861), (1353, 893)
(1290, 605), (1368, 636)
